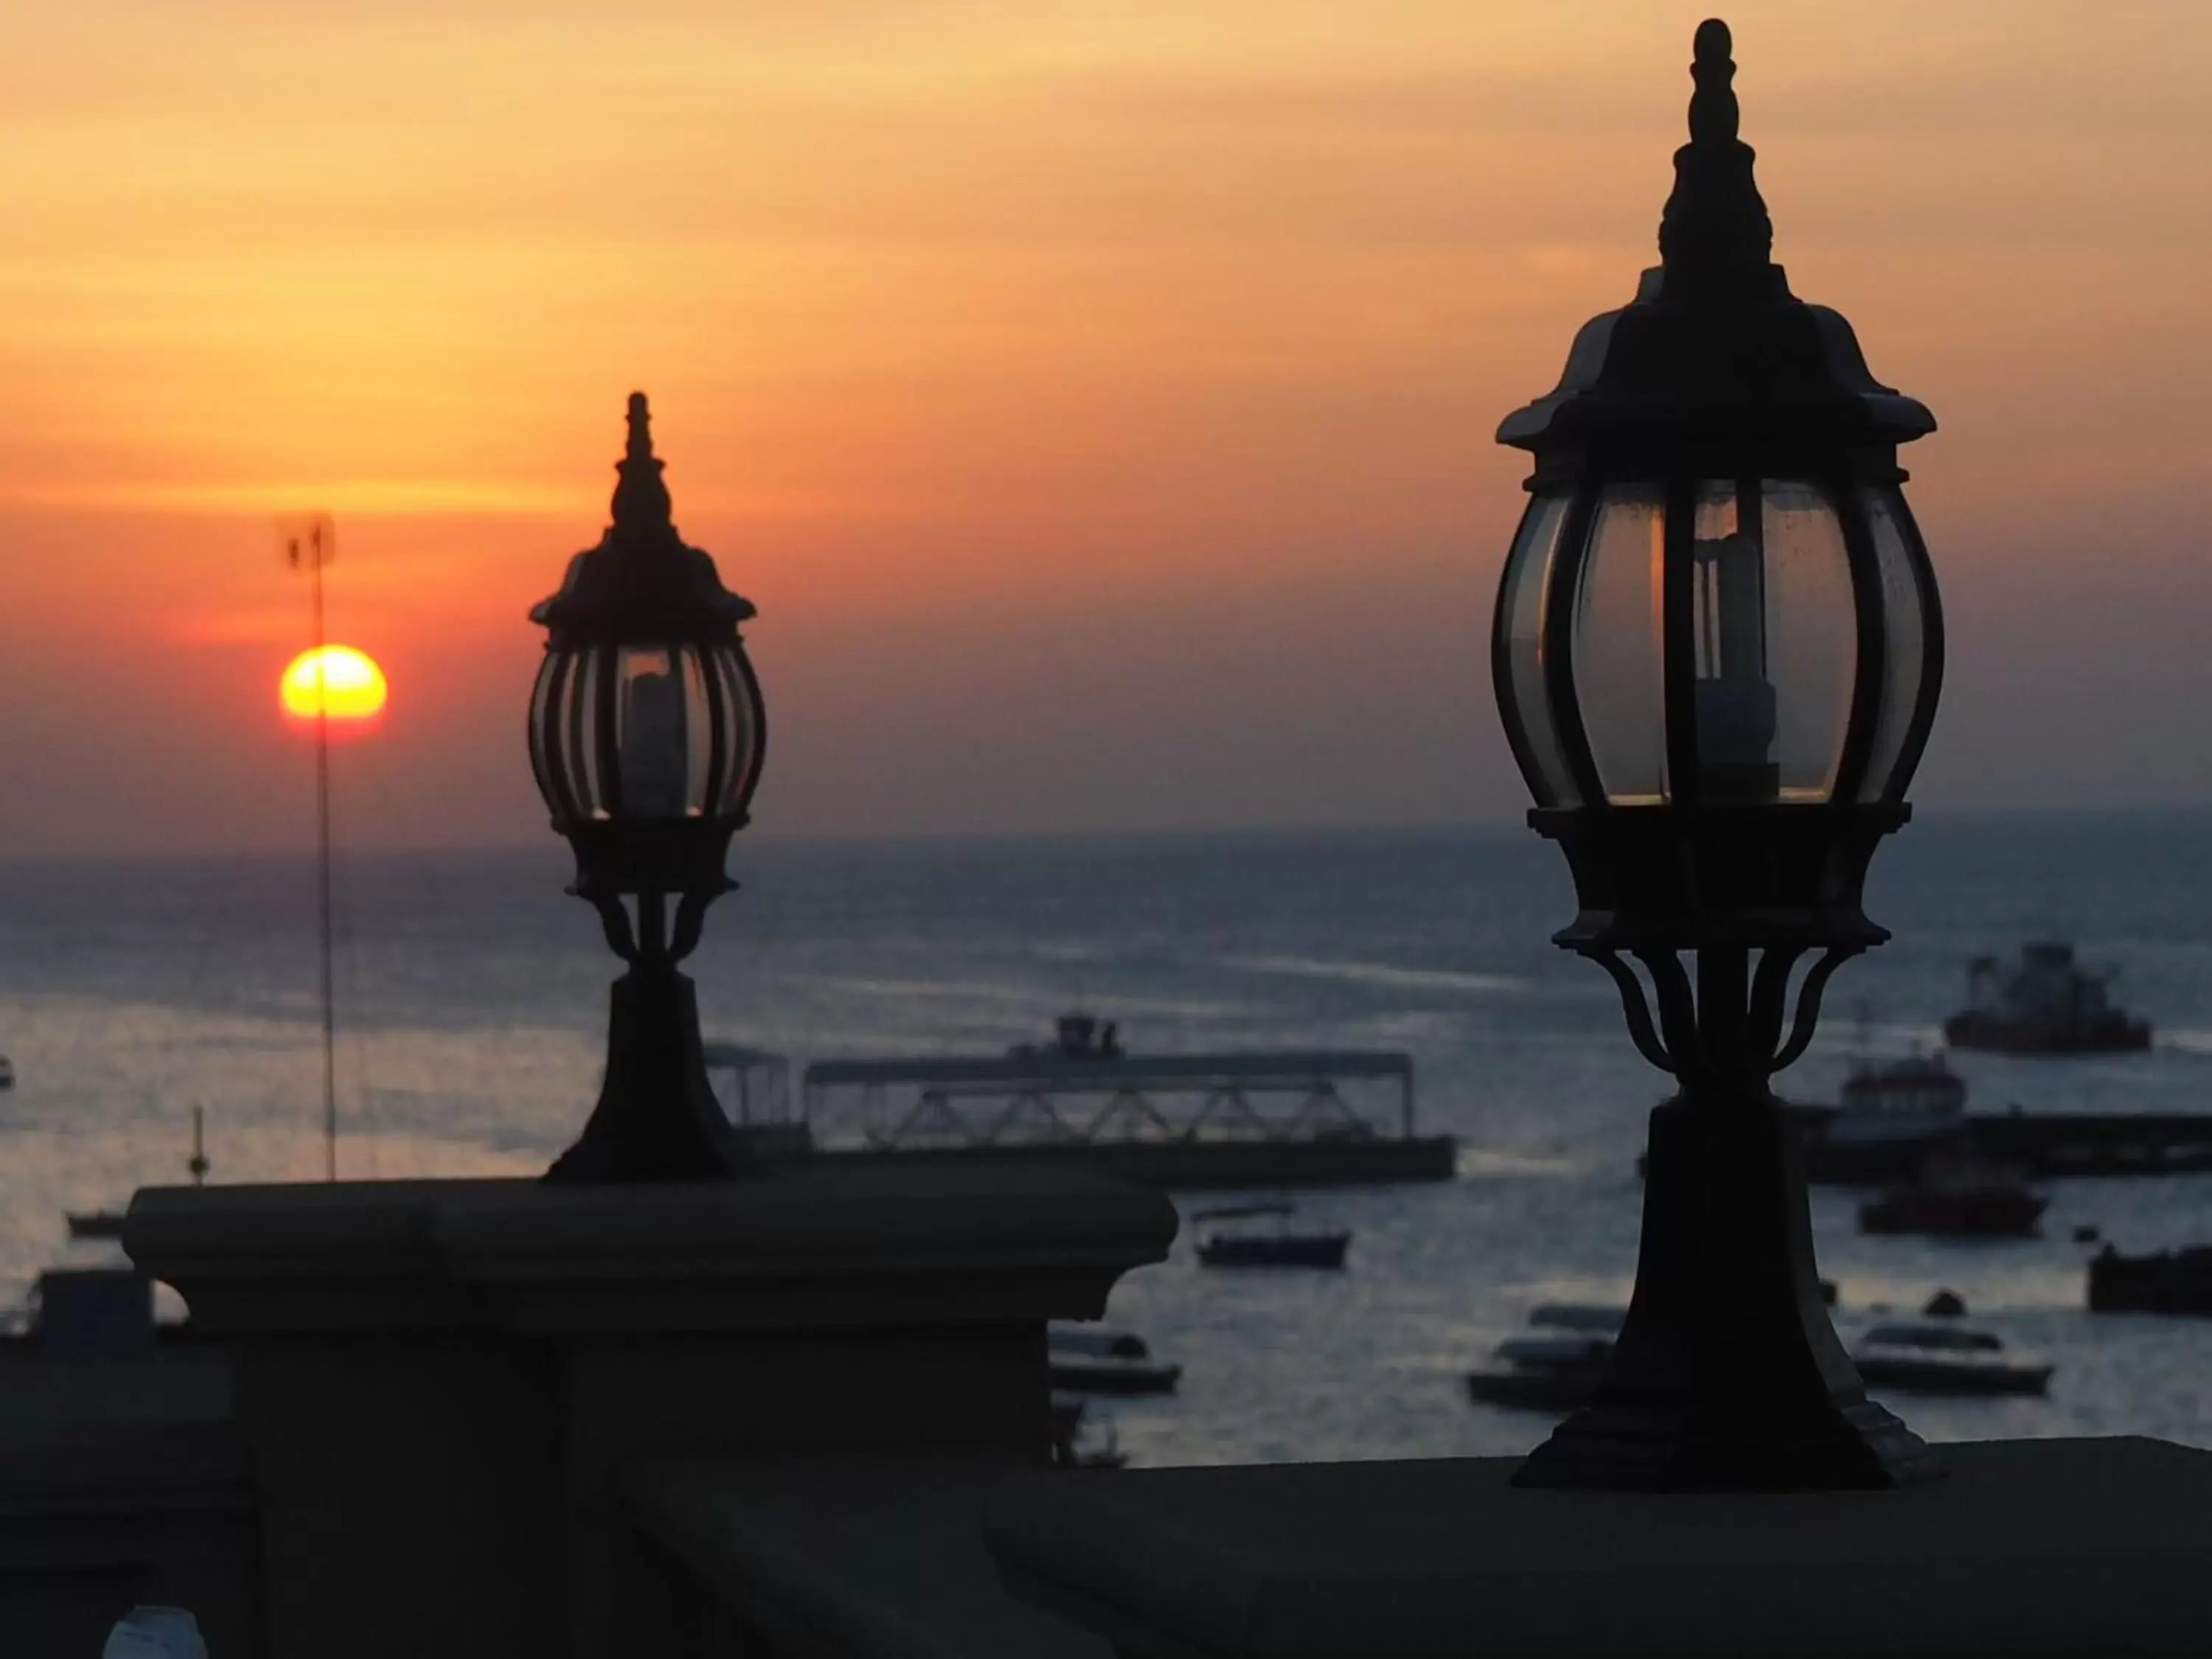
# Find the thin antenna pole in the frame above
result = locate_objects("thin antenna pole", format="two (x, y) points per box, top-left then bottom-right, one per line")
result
(281, 513), (341, 1183)
(313, 531), (336, 1183)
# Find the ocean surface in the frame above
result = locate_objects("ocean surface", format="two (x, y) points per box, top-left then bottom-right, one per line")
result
(4, 810), (2212, 1467)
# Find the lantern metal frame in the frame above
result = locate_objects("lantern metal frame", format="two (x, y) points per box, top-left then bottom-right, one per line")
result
(1491, 20), (1947, 1491)
(527, 393), (769, 1183)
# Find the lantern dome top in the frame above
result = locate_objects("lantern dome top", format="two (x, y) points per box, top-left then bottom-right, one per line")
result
(1498, 19), (1934, 475)
(531, 393), (757, 644)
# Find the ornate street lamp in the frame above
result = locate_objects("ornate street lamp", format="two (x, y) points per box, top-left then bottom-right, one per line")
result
(1492, 21), (1944, 1489)
(528, 393), (768, 1182)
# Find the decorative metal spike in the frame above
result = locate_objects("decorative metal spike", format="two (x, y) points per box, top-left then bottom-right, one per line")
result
(1688, 18), (1738, 145)
(1658, 17), (1775, 288)
(611, 391), (675, 538)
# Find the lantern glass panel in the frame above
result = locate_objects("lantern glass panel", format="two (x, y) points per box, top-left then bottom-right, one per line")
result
(1496, 493), (1581, 808)
(1572, 485), (1668, 805)
(710, 646), (765, 815)
(1750, 481), (1857, 804)
(528, 652), (566, 821)
(567, 648), (608, 821)
(680, 647), (715, 814)
(1856, 487), (1928, 804)
(616, 646), (698, 820)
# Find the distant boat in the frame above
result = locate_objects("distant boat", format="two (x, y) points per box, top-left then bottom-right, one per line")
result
(1944, 942), (2152, 1055)
(1047, 1325), (1182, 1396)
(1009, 1012), (1127, 1063)
(64, 1108), (208, 1245)
(1858, 1147), (2048, 1239)
(1851, 1323), (2053, 1396)
(0, 1054), (13, 1091)
(1193, 1202), (1349, 1269)
(1048, 1394), (1129, 1469)
(1526, 1303), (1628, 1334)
(2087, 1243), (2212, 1315)
(1799, 1053), (1971, 1183)
(1465, 1332), (1610, 1412)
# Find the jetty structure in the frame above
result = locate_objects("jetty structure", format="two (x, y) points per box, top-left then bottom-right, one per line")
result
(1787, 1054), (2212, 1183)
(790, 1013), (1453, 1188)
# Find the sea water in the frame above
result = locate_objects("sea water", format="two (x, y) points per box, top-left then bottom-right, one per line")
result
(2, 809), (2211, 1465)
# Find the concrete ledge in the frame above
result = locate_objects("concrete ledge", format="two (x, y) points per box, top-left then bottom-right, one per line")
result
(0, 1337), (234, 1444)
(988, 1438), (2212, 1659)
(109, 1167), (1174, 1658)
(631, 1458), (1111, 1659)
(125, 1164), (1178, 1335)
(0, 1423), (251, 1520)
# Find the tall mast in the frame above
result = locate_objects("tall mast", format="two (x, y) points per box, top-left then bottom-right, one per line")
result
(314, 537), (335, 1182)
(284, 515), (339, 1183)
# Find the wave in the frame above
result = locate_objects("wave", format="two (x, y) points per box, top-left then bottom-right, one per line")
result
(1221, 953), (1526, 996)
(1455, 1147), (1583, 1177)
(779, 973), (1255, 1024)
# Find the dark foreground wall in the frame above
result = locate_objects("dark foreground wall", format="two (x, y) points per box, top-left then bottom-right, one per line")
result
(102, 1166), (1175, 1659)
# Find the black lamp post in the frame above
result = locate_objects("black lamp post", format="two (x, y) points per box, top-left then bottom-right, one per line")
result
(529, 393), (768, 1183)
(1491, 21), (1945, 1489)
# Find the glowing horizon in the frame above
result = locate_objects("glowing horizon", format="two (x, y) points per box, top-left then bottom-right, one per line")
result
(3, 2), (2211, 857)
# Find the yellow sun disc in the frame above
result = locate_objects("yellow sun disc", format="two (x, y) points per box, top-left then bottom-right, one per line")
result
(281, 646), (389, 724)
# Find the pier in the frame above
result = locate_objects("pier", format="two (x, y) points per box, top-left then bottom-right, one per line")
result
(1793, 1104), (2212, 1183)
(779, 1044), (1456, 1189)
(1965, 1109), (2212, 1177)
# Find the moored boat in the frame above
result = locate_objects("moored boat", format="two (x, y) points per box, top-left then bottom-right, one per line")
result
(1799, 1053), (1971, 1183)
(1465, 1333), (1610, 1413)
(1858, 1148), (2047, 1239)
(1943, 942), (2151, 1055)
(2087, 1243), (2212, 1315)
(1851, 1322), (2052, 1396)
(1047, 1325), (1182, 1395)
(1526, 1303), (1627, 1335)
(1048, 1394), (1129, 1468)
(1193, 1203), (1349, 1269)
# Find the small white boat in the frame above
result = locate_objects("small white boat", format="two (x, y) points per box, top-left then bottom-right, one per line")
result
(1193, 1203), (1349, 1269)
(1466, 1333), (1610, 1412)
(1048, 1394), (1128, 1469)
(1526, 1303), (1627, 1335)
(1047, 1324), (1181, 1396)
(1852, 1322), (2052, 1397)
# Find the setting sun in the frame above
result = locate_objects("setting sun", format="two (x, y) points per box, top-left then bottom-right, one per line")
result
(280, 645), (388, 733)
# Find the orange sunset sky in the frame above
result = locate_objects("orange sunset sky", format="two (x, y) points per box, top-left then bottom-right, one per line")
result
(1, 0), (2209, 857)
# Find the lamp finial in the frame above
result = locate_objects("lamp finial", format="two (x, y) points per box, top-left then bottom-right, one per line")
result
(1659, 18), (1773, 290)
(1689, 20), (1737, 144)
(612, 390), (674, 537)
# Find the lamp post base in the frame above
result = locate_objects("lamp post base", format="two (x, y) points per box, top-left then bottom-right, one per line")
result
(1514, 1092), (1940, 1492)
(544, 961), (762, 1183)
